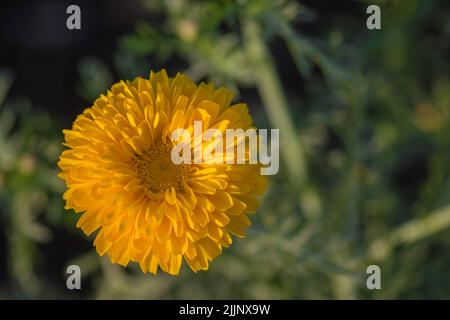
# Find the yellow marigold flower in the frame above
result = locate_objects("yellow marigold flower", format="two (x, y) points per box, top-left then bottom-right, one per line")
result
(58, 70), (267, 275)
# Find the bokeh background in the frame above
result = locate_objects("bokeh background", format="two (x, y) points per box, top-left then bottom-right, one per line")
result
(1, 0), (449, 299)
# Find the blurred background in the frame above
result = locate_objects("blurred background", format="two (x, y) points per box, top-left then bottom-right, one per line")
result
(0, 0), (449, 299)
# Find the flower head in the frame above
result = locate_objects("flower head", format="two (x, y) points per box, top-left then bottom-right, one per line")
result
(58, 70), (267, 275)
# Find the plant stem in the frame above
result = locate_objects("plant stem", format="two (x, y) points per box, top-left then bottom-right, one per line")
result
(242, 19), (307, 190)
(369, 205), (450, 260)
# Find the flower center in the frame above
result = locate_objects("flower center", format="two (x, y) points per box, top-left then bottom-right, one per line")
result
(131, 141), (187, 193)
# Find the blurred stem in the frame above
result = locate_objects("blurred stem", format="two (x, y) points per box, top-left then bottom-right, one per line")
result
(277, 19), (368, 231)
(242, 18), (310, 202)
(68, 251), (101, 278)
(8, 192), (42, 296)
(369, 204), (450, 261)
(342, 83), (367, 239)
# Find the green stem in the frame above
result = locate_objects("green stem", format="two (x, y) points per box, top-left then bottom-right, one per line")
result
(369, 205), (450, 260)
(242, 18), (307, 190)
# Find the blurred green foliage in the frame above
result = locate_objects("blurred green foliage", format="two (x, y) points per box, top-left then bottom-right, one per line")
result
(1, 0), (450, 299)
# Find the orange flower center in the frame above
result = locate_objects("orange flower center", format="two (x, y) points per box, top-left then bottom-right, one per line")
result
(131, 141), (187, 193)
